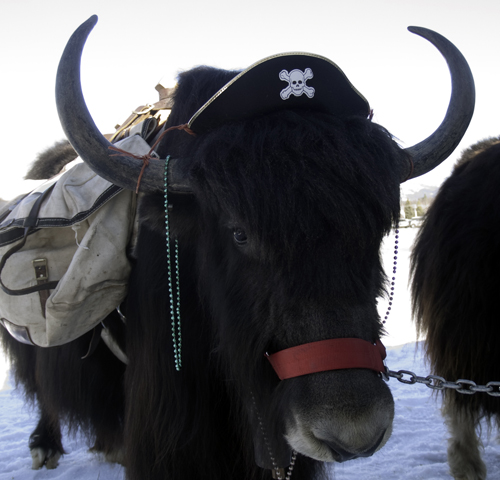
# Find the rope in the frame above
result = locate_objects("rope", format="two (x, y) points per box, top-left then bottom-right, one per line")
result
(109, 123), (196, 193)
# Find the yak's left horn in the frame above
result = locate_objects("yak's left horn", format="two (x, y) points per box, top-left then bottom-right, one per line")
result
(402, 27), (475, 182)
(56, 15), (190, 194)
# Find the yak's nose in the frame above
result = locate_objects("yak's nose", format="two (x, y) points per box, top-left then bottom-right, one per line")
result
(322, 429), (386, 463)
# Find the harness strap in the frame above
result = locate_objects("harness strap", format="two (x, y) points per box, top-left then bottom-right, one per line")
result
(81, 323), (104, 360)
(0, 184), (59, 297)
(266, 338), (387, 380)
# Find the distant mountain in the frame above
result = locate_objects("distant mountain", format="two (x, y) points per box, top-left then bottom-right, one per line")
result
(401, 185), (439, 202)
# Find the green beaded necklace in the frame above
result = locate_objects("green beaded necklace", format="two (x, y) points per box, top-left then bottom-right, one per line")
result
(164, 155), (182, 371)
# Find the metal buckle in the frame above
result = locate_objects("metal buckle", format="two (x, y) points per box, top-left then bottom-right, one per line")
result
(32, 258), (48, 282)
(133, 105), (153, 115)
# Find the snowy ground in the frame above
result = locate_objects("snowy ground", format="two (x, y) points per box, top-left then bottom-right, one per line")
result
(1, 228), (499, 479)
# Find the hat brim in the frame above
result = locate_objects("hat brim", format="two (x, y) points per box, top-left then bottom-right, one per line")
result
(188, 52), (369, 134)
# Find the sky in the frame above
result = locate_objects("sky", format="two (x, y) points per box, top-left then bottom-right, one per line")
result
(1, 0), (500, 200)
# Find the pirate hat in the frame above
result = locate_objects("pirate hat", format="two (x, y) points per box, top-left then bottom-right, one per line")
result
(188, 52), (369, 134)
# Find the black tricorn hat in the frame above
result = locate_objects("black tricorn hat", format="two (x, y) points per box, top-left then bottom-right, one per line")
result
(188, 52), (370, 134)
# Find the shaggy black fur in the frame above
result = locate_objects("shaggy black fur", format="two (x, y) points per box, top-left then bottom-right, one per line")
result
(0, 311), (126, 467)
(412, 136), (500, 415)
(123, 66), (404, 479)
(411, 136), (500, 476)
(2, 65), (407, 479)
(24, 139), (78, 180)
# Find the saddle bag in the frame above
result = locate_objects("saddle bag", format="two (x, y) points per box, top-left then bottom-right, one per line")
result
(0, 135), (149, 347)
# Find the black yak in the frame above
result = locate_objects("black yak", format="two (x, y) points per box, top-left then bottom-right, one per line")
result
(0, 15), (474, 480)
(411, 136), (500, 480)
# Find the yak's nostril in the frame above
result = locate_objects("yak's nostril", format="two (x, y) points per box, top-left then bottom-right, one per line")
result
(360, 429), (386, 457)
(322, 429), (386, 463)
(322, 439), (358, 463)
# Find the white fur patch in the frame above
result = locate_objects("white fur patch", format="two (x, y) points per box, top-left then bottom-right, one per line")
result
(445, 408), (487, 480)
(30, 447), (61, 470)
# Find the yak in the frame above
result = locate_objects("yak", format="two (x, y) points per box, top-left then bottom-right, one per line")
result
(0, 15), (474, 480)
(411, 136), (500, 480)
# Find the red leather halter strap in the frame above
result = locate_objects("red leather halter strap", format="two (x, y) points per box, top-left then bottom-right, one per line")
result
(266, 338), (387, 380)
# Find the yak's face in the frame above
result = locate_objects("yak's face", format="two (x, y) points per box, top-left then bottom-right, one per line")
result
(160, 110), (403, 464)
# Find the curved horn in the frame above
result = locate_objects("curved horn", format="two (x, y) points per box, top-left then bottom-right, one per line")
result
(56, 16), (190, 193)
(402, 27), (475, 182)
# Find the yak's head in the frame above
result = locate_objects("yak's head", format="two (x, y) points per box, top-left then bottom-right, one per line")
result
(55, 16), (474, 469)
(169, 106), (402, 464)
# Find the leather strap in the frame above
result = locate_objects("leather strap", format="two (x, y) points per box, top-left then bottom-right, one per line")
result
(266, 338), (387, 380)
(33, 258), (50, 317)
(81, 323), (104, 359)
(0, 184), (59, 296)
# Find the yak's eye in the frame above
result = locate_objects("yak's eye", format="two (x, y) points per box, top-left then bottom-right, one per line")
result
(233, 228), (248, 245)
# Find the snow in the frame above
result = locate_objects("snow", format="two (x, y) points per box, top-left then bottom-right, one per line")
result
(1, 228), (499, 479)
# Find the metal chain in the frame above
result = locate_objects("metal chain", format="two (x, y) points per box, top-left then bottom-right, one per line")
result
(250, 393), (296, 479)
(381, 231), (499, 397)
(386, 369), (500, 397)
(380, 230), (500, 397)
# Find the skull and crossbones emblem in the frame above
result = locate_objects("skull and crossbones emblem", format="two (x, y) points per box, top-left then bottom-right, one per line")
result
(279, 68), (315, 100)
